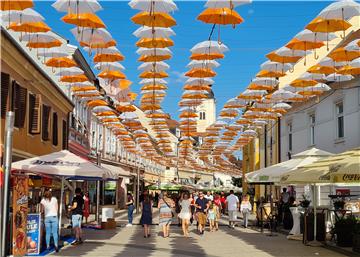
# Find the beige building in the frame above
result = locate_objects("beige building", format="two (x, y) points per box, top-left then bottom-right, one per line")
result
(196, 90), (216, 133)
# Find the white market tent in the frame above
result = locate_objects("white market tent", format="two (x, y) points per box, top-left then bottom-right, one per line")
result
(12, 150), (115, 180)
(246, 148), (333, 184)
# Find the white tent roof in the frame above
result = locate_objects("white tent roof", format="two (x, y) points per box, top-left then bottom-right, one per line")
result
(246, 148), (333, 184)
(12, 150), (115, 180)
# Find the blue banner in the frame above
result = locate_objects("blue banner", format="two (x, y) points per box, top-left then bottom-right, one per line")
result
(26, 213), (41, 255)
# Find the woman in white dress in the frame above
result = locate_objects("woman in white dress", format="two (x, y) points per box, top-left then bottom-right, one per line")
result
(178, 192), (191, 237)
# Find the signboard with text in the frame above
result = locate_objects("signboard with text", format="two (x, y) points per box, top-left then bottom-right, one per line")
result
(26, 214), (41, 255)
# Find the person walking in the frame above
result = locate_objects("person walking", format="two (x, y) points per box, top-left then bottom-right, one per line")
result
(240, 195), (252, 228)
(40, 189), (59, 252)
(207, 201), (217, 232)
(195, 192), (209, 235)
(213, 196), (221, 231)
(178, 192), (191, 237)
(83, 192), (90, 224)
(158, 192), (175, 238)
(220, 192), (227, 215)
(190, 193), (196, 225)
(140, 195), (153, 238)
(204, 191), (213, 201)
(68, 188), (84, 245)
(226, 190), (239, 229)
(126, 193), (135, 227)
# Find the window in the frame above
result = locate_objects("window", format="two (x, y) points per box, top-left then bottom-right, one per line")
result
(288, 122), (293, 152)
(52, 112), (58, 146)
(42, 104), (51, 141)
(12, 82), (27, 128)
(62, 120), (68, 150)
(309, 114), (315, 145)
(199, 111), (206, 120)
(336, 102), (344, 139)
(1, 72), (10, 118)
(28, 93), (41, 134)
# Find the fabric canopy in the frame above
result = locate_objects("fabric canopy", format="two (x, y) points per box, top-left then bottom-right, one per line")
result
(101, 163), (132, 177)
(246, 148), (333, 184)
(280, 148), (360, 185)
(12, 150), (115, 180)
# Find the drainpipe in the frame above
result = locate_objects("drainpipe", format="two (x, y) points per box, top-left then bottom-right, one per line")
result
(277, 117), (281, 163)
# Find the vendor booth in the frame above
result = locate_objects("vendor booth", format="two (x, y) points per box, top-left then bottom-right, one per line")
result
(10, 150), (115, 256)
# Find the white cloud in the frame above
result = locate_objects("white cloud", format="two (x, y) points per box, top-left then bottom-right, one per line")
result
(171, 71), (187, 84)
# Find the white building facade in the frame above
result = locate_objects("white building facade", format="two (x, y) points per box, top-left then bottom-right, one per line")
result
(196, 91), (216, 133)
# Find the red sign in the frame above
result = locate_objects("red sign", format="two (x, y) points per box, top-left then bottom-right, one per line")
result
(12, 175), (28, 256)
(42, 177), (52, 187)
(336, 189), (350, 196)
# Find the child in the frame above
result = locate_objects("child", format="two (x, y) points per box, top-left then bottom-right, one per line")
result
(240, 195), (252, 228)
(207, 201), (216, 232)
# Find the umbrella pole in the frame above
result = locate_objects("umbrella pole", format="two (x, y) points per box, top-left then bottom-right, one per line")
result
(58, 177), (64, 239)
(313, 184), (317, 241)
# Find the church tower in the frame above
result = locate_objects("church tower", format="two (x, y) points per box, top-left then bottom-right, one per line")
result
(196, 89), (216, 133)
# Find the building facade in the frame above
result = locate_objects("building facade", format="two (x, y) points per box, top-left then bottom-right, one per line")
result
(196, 90), (216, 133)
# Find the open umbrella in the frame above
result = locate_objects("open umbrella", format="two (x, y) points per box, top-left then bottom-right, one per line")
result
(133, 26), (175, 38)
(197, 7), (243, 26)
(136, 37), (174, 48)
(1, 8), (43, 26)
(266, 47), (305, 64)
(205, 0), (252, 8)
(8, 21), (50, 33)
(131, 11), (176, 27)
(328, 47), (360, 62)
(21, 32), (62, 48)
(1, 0), (33, 11)
(94, 62), (125, 72)
(318, 0), (360, 20)
(52, 0), (102, 13)
(62, 13), (105, 28)
(129, 0), (177, 13)
(138, 61), (169, 71)
(71, 27), (116, 49)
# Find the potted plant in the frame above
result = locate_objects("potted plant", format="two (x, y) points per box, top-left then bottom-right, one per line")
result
(299, 194), (311, 208)
(333, 197), (346, 210)
(353, 221), (360, 253)
(335, 215), (357, 247)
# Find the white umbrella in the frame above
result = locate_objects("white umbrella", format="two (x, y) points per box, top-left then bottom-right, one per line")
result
(345, 39), (360, 51)
(272, 102), (292, 110)
(350, 57), (360, 67)
(36, 47), (69, 58)
(326, 73), (354, 82)
(185, 77), (214, 85)
(242, 129), (257, 137)
(274, 46), (307, 58)
(136, 47), (172, 56)
(319, 0), (360, 20)
(52, 0), (102, 13)
(1, 8), (44, 24)
(56, 67), (84, 76)
(318, 57), (346, 67)
(299, 72), (326, 81)
(191, 40), (229, 54)
(141, 90), (166, 95)
(205, 0), (252, 8)
(224, 98), (247, 107)
(260, 61), (293, 72)
(120, 112), (138, 120)
(242, 89), (267, 97)
(271, 89), (298, 100)
(295, 29), (337, 42)
(133, 26), (175, 38)
(251, 77), (279, 86)
(187, 60), (220, 69)
(71, 27), (114, 46)
(20, 32), (62, 43)
(138, 61), (169, 71)
(128, 0), (178, 13)
(139, 78), (168, 85)
(88, 46), (122, 55)
(94, 62), (125, 72)
(67, 81), (94, 88)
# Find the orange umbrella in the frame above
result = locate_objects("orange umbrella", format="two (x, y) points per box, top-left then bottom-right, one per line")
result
(80, 40), (116, 49)
(62, 13), (105, 28)
(190, 52), (224, 60)
(60, 74), (88, 83)
(87, 99), (108, 107)
(290, 79), (318, 88)
(131, 12), (176, 28)
(185, 68), (216, 78)
(182, 93), (208, 99)
(119, 79), (133, 89)
(183, 85), (211, 91)
(256, 70), (285, 78)
(45, 57), (77, 68)
(71, 86), (96, 92)
(116, 104), (136, 112)
(308, 64), (337, 75)
(1, 0), (33, 10)
(141, 104), (162, 111)
(98, 70), (126, 80)
(26, 39), (62, 48)
(266, 51), (302, 63)
(328, 47), (360, 62)
(8, 21), (50, 33)
(146, 112), (169, 119)
(338, 65), (360, 75)
(138, 54), (171, 62)
(197, 8), (243, 26)
(139, 71), (168, 79)
(306, 17), (351, 33)
(286, 38), (324, 51)
(136, 38), (174, 48)
(179, 111), (198, 118)
(93, 53), (124, 63)
(141, 84), (168, 90)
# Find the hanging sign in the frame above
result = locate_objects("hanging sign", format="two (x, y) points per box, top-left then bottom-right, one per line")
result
(26, 214), (41, 255)
(12, 175), (29, 256)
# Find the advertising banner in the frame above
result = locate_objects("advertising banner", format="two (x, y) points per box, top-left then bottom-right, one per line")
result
(26, 214), (41, 255)
(12, 175), (29, 256)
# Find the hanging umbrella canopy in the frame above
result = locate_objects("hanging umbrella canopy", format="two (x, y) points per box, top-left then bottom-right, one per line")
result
(36, 47), (69, 58)
(129, 0), (177, 13)
(52, 0), (102, 13)
(139, 78), (168, 85)
(299, 72), (326, 81)
(191, 40), (229, 54)
(286, 38), (324, 51)
(270, 89), (299, 101)
(338, 65), (360, 75)
(308, 64), (337, 75)
(20, 32), (62, 48)
(266, 47), (306, 63)
(247, 147), (333, 184)
(318, 56), (347, 67)
(249, 77), (278, 90)
(136, 37), (174, 48)
(205, 0), (252, 8)
(131, 11), (176, 27)
(45, 56), (77, 68)
(138, 61), (169, 72)
(345, 39), (360, 51)
(326, 73), (354, 82)
(295, 29), (337, 42)
(290, 78), (318, 88)
(133, 26), (175, 38)
(187, 60), (220, 69)
(136, 47), (172, 56)
(1, 0), (33, 11)
(256, 69), (285, 78)
(197, 7), (244, 26)
(98, 70), (126, 80)
(185, 68), (216, 78)
(1, 8), (43, 24)
(61, 13), (105, 28)
(94, 62), (125, 72)
(260, 61), (293, 73)
(8, 21), (50, 33)
(93, 47), (124, 63)
(71, 27), (116, 49)
(306, 17), (352, 33)
(190, 52), (225, 60)
(328, 47), (360, 62)
(185, 77), (214, 86)
(12, 150), (115, 180)
(318, 0), (360, 20)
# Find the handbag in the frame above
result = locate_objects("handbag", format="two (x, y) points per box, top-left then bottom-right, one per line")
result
(163, 199), (175, 218)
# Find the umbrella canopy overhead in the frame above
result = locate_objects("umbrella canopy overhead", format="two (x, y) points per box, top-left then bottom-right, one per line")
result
(246, 147), (333, 184)
(12, 150), (115, 180)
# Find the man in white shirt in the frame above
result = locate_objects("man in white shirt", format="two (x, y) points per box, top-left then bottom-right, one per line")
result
(226, 190), (239, 229)
(204, 191), (213, 201)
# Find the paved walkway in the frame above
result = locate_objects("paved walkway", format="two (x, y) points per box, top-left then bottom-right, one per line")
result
(52, 209), (350, 257)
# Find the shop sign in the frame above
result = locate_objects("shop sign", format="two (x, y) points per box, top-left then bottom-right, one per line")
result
(42, 177), (53, 187)
(334, 174), (360, 183)
(12, 175), (29, 256)
(105, 181), (117, 190)
(336, 189), (350, 196)
(26, 214), (41, 255)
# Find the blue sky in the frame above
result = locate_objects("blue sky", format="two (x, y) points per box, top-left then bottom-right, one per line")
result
(35, 1), (332, 120)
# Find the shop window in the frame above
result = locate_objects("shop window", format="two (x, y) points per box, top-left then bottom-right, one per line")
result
(52, 112), (58, 146)
(336, 102), (344, 139)
(1, 72), (10, 118)
(12, 82), (27, 128)
(42, 104), (51, 141)
(28, 93), (41, 134)
(309, 113), (315, 145)
(62, 120), (68, 149)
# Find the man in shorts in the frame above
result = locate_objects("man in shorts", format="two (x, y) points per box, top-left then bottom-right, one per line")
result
(69, 188), (84, 245)
(195, 192), (209, 235)
(226, 190), (239, 229)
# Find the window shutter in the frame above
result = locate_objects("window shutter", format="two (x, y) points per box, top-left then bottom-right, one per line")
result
(28, 94), (41, 134)
(42, 104), (51, 141)
(52, 112), (58, 146)
(62, 119), (68, 150)
(13, 82), (27, 128)
(1, 72), (10, 118)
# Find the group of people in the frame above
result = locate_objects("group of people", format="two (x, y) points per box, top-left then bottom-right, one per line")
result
(40, 187), (90, 252)
(128, 189), (254, 238)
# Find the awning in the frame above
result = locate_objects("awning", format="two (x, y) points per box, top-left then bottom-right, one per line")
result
(101, 164), (132, 178)
(12, 150), (115, 180)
